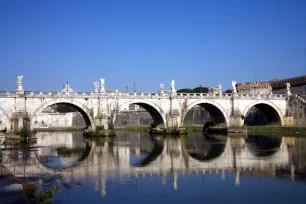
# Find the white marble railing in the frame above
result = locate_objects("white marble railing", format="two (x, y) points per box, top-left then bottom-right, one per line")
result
(0, 90), (287, 99)
(295, 94), (306, 105)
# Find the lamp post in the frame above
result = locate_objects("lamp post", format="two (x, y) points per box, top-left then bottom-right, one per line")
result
(134, 82), (136, 93)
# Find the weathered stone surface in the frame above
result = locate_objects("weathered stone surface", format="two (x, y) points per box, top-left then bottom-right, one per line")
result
(0, 77), (293, 132)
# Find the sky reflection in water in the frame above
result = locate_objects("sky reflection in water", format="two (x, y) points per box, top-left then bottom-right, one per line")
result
(1, 131), (306, 204)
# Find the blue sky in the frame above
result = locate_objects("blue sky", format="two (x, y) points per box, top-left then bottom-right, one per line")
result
(0, 0), (305, 92)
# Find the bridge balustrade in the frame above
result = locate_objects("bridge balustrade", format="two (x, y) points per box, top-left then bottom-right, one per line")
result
(0, 89), (288, 100)
(0, 91), (16, 96)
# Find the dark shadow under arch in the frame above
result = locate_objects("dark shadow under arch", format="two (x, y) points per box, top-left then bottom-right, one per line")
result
(244, 104), (281, 126)
(115, 102), (165, 128)
(184, 103), (227, 129)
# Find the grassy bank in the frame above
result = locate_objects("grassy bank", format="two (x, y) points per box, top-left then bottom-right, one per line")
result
(33, 127), (84, 132)
(184, 125), (203, 132)
(247, 126), (306, 134)
(108, 125), (306, 135)
(118, 125), (204, 132)
(116, 125), (151, 132)
(150, 127), (187, 136)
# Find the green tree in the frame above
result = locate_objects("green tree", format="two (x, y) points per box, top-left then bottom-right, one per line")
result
(177, 87), (209, 93)
(224, 89), (232, 93)
(193, 87), (208, 93)
(177, 88), (194, 93)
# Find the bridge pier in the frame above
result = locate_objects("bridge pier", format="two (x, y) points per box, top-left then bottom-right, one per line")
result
(229, 115), (244, 127)
(9, 112), (29, 132)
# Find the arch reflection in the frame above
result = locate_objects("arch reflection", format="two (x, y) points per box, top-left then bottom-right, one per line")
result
(35, 131), (91, 169)
(184, 133), (227, 162)
(246, 135), (282, 157)
(112, 132), (164, 167)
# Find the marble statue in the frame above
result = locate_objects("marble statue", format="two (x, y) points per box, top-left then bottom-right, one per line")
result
(232, 80), (237, 93)
(218, 84), (222, 95)
(17, 75), (24, 91)
(285, 83), (291, 96)
(94, 81), (99, 93)
(160, 84), (164, 93)
(100, 78), (105, 92)
(171, 80), (176, 93)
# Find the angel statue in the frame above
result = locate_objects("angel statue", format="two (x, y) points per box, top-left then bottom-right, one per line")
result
(171, 80), (176, 93)
(232, 80), (237, 93)
(160, 83), (164, 92)
(17, 75), (24, 91)
(94, 81), (100, 93)
(100, 78), (105, 92)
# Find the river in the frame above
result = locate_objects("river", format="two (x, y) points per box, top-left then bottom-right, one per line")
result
(0, 131), (305, 203)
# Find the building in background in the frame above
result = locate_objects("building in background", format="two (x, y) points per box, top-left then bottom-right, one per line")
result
(236, 75), (306, 96)
(209, 86), (221, 94)
(271, 75), (306, 95)
(236, 82), (272, 95)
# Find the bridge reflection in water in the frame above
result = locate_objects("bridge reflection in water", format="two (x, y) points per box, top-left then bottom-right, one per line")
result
(1, 131), (304, 197)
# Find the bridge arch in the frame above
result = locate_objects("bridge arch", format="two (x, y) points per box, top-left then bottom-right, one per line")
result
(114, 99), (167, 128)
(243, 101), (284, 125)
(183, 100), (230, 127)
(30, 99), (95, 130)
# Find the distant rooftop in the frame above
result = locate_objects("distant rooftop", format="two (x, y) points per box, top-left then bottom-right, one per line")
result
(270, 75), (306, 89)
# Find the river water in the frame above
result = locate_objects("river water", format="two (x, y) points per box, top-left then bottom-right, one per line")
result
(1, 131), (306, 204)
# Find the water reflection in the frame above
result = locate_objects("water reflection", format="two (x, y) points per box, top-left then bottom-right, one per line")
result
(184, 133), (227, 161)
(1, 131), (306, 203)
(246, 135), (282, 157)
(35, 132), (91, 169)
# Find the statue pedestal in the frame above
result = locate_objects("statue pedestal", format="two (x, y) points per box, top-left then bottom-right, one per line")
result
(16, 90), (24, 95)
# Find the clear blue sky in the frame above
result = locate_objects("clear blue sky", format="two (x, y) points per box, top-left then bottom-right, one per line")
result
(0, 0), (305, 92)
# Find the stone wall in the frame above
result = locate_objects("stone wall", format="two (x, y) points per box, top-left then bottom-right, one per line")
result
(115, 105), (210, 127)
(273, 85), (306, 95)
(184, 105), (209, 125)
(115, 109), (153, 127)
(32, 112), (86, 129)
(285, 96), (306, 126)
(237, 82), (272, 95)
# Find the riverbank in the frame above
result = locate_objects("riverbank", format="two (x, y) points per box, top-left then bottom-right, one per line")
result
(116, 125), (203, 132)
(116, 125), (306, 135)
(116, 125), (151, 132)
(116, 126), (188, 135)
(33, 127), (84, 132)
(247, 126), (306, 134)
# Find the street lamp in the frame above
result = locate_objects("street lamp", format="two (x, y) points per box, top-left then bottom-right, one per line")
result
(134, 82), (136, 93)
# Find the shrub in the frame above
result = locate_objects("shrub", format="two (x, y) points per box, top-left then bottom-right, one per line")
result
(20, 128), (29, 138)
(36, 187), (59, 204)
(96, 125), (105, 131)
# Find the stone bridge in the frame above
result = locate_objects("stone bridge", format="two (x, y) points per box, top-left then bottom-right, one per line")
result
(0, 76), (291, 132)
